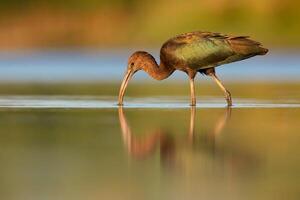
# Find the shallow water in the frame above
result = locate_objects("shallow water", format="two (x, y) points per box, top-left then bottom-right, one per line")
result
(0, 96), (299, 200)
(0, 50), (299, 199)
(0, 96), (300, 109)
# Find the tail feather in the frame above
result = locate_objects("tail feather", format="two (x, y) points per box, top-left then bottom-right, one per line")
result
(258, 47), (268, 55)
(228, 36), (268, 56)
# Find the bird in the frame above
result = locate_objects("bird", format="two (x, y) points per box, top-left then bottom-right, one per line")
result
(118, 106), (233, 165)
(118, 31), (268, 106)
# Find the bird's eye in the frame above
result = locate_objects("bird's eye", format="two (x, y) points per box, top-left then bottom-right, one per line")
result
(130, 62), (134, 67)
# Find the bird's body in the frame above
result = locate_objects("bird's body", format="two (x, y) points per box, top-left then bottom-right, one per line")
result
(118, 31), (268, 106)
(160, 31), (267, 74)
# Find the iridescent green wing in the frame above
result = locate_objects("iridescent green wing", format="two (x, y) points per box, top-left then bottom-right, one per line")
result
(172, 32), (234, 69)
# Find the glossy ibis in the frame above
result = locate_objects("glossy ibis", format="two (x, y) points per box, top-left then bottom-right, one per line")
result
(118, 106), (231, 161)
(118, 31), (268, 106)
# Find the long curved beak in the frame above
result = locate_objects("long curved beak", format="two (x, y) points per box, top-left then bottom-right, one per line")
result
(118, 68), (134, 105)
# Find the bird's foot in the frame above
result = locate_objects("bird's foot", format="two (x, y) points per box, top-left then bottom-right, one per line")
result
(226, 100), (232, 107)
(190, 99), (196, 106)
(225, 91), (232, 107)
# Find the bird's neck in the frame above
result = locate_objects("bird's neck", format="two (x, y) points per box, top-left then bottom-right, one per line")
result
(144, 59), (174, 80)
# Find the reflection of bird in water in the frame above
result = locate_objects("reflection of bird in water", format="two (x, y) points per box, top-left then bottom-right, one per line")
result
(118, 107), (175, 164)
(118, 31), (268, 106)
(118, 107), (258, 172)
(118, 106), (231, 165)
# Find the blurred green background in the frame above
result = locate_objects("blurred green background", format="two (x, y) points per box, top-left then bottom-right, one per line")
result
(0, 0), (299, 49)
(0, 2), (299, 199)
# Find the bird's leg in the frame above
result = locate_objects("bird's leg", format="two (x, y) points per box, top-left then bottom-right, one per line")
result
(189, 78), (196, 106)
(209, 73), (232, 106)
(188, 106), (196, 142)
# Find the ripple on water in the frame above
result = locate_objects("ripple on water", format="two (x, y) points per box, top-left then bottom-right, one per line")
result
(0, 96), (299, 109)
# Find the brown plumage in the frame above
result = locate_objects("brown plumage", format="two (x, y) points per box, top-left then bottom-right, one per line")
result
(118, 31), (268, 106)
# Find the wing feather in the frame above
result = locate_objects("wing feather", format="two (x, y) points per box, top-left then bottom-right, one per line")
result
(172, 32), (234, 69)
(160, 31), (268, 70)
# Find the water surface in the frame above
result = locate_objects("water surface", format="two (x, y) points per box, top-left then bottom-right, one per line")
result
(0, 96), (299, 109)
(0, 97), (299, 200)
(0, 50), (299, 200)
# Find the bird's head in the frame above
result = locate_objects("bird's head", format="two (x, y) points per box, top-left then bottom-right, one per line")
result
(118, 51), (155, 105)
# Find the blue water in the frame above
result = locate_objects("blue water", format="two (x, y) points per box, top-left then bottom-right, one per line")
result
(0, 49), (299, 83)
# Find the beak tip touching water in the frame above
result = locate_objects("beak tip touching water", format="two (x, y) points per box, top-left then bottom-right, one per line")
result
(118, 68), (134, 106)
